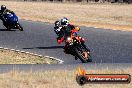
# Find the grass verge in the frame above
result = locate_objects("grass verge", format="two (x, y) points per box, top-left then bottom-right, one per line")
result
(0, 68), (131, 88)
(0, 1), (132, 31)
(0, 49), (58, 64)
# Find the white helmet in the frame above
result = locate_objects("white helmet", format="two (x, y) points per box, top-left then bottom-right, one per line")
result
(60, 17), (69, 26)
(54, 20), (60, 27)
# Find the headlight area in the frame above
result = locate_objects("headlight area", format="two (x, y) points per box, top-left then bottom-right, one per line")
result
(69, 42), (73, 46)
(67, 37), (72, 41)
(67, 37), (73, 46)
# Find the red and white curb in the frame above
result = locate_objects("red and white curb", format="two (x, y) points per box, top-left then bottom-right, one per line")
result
(0, 47), (64, 64)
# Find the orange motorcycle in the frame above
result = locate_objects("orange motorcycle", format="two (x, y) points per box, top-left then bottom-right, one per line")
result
(64, 27), (92, 63)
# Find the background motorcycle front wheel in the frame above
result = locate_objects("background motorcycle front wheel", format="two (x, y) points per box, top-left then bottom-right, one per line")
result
(17, 23), (23, 31)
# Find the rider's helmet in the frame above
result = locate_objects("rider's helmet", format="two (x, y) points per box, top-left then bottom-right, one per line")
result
(54, 20), (60, 27)
(1, 5), (6, 12)
(60, 17), (69, 27)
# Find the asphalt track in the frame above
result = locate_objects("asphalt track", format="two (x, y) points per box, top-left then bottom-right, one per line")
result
(0, 20), (132, 72)
(0, 63), (132, 73)
(0, 20), (132, 64)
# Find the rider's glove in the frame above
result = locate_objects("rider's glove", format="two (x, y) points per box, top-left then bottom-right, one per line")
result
(56, 28), (61, 32)
(55, 27), (62, 33)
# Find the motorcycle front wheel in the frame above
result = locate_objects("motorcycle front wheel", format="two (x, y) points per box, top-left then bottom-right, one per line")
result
(17, 23), (23, 31)
(74, 43), (92, 63)
(81, 43), (92, 62)
(74, 47), (89, 63)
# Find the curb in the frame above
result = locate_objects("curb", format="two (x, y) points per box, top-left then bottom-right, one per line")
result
(0, 47), (64, 64)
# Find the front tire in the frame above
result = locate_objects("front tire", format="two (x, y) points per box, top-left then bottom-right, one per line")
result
(17, 23), (23, 31)
(74, 47), (88, 63)
(74, 46), (92, 63)
(82, 43), (92, 62)
(3, 23), (11, 31)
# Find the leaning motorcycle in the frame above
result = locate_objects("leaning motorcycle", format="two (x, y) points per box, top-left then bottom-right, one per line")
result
(2, 12), (23, 31)
(65, 28), (92, 63)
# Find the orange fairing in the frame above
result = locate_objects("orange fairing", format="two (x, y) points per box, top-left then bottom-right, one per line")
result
(71, 29), (78, 33)
(78, 66), (86, 75)
(75, 27), (80, 31)
(72, 27), (80, 33)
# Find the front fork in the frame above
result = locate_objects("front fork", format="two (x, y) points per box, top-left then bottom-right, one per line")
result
(72, 44), (82, 60)
(81, 42), (90, 52)
(74, 43), (90, 60)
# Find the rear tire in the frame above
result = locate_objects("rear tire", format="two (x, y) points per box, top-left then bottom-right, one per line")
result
(6, 26), (11, 31)
(4, 23), (11, 31)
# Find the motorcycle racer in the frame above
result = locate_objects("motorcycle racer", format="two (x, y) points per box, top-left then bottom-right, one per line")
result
(54, 17), (80, 56)
(54, 17), (80, 44)
(0, 5), (14, 23)
(54, 20), (64, 43)
(0, 5), (23, 31)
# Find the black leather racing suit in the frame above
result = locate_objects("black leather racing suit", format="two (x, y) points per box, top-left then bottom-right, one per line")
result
(0, 9), (14, 23)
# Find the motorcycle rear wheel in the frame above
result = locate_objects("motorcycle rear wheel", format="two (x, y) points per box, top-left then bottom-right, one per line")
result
(3, 23), (11, 31)
(6, 26), (11, 30)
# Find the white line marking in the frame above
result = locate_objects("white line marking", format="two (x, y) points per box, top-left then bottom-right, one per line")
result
(4, 48), (9, 50)
(20, 51), (25, 53)
(25, 52), (30, 54)
(38, 55), (43, 57)
(15, 50), (20, 52)
(34, 54), (38, 56)
(0, 47), (3, 49)
(10, 49), (15, 51)
(0, 47), (64, 64)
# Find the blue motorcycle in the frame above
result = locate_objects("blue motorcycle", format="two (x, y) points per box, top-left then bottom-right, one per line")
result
(2, 12), (23, 31)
